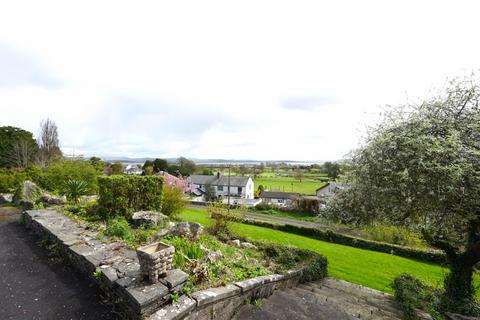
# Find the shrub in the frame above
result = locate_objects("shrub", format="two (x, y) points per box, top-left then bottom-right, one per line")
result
(256, 241), (328, 282)
(161, 185), (186, 218)
(105, 217), (135, 243)
(364, 224), (426, 249)
(207, 204), (233, 241)
(393, 273), (443, 319)
(63, 179), (88, 203)
(97, 175), (163, 219)
(0, 165), (43, 193)
(39, 159), (99, 194)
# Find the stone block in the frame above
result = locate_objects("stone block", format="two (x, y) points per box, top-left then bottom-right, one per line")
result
(160, 269), (189, 289)
(192, 284), (241, 307)
(149, 296), (196, 320)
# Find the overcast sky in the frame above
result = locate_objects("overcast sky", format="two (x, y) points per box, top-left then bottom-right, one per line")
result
(1, 1), (479, 161)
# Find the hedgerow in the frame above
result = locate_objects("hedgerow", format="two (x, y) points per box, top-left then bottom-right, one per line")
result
(231, 215), (446, 264)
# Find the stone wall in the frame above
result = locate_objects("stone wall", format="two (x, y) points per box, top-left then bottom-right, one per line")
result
(24, 209), (311, 320)
(23, 210), (182, 319)
(148, 269), (306, 320)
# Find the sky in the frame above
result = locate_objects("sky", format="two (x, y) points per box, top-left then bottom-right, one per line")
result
(1, 1), (480, 161)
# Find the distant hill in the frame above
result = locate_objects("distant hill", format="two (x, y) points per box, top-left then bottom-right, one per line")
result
(101, 157), (326, 165)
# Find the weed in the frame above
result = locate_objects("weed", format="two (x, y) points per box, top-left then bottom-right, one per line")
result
(170, 292), (180, 303)
(93, 268), (102, 279)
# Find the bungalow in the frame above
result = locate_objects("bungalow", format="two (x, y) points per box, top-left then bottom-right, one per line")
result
(190, 173), (254, 200)
(259, 191), (301, 207)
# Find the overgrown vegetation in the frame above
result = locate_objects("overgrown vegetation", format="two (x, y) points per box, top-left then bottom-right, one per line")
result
(394, 274), (443, 319)
(206, 204), (233, 241)
(161, 185), (186, 218)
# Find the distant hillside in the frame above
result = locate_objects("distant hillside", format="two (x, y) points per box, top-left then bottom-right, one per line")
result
(101, 157), (326, 165)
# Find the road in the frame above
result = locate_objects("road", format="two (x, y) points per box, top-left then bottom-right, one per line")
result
(0, 206), (119, 320)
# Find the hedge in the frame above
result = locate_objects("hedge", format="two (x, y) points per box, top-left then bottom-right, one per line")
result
(97, 175), (163, 219)
(254, 241), (328, 283)
(231, 215), (446, 265)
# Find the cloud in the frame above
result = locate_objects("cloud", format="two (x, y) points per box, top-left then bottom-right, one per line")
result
(0, 45), (61, 89)
(281, 96), (336, 111)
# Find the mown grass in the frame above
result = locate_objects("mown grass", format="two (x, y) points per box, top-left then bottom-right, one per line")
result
(179, 208), (480, 297)
(247, 208), (318, 222)
(254, 176), (326, 195)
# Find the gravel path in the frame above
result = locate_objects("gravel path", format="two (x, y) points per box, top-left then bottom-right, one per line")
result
(0, 207), (119, 320)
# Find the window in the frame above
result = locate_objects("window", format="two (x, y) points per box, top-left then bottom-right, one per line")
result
(238, 187), (242, 193)
(277, 199), (284, 203)
(218, 186), (223, 191)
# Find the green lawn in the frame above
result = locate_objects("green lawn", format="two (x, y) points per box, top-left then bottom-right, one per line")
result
(247, 208), (318, 222)
(179, 208), (480, 296)
(254, 176), (326, 195)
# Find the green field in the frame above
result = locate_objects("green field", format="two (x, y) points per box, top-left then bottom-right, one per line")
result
(179, 208), (480, 296)
(254, 176), (326, 195)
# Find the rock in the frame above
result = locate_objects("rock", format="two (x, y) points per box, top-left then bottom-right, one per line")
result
(156, 222), (203, 239)
(132, 211), (168, 227)
(445, 313), (480, 320)
(38, 194), (66, 206)
(0, 193), (13, 204)
(13, 181), (43, 209)
(230, 239), (241, 247)
(241, 242), (257, 249)
(205, 250), (223, 263)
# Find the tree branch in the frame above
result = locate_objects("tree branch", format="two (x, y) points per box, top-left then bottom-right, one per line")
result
(421, 229), (458, 260)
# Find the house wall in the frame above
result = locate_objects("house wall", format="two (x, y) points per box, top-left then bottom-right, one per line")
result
(192, 177), (254, 200)
(261, 198), (294, 207)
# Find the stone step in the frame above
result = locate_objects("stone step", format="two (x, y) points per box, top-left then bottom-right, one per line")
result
(292, 286), (403, 320)
(306, 278), (403, 317)
(303, 282), (403, 317)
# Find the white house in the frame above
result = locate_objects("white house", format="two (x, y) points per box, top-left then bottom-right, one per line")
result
(259, 191), (301, 207)
(190, 173), (254, 200)
(124, 164), (143, 175)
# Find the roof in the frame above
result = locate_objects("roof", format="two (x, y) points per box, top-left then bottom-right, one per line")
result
(215, 176), (250, 187)
(190, 175), (218, 185)
(259, 191), (301, 200)
(190, 175), (251, 187)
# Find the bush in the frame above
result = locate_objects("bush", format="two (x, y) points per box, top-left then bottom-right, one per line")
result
(39, 159), (100, 194)
(97, 175), (163, 219)
(256, 241), (328, 282)
(0, 165), (43, 193)
(161, 185), (186, 218)
(394, 273), (443, 319)
(105, 217), (135, 243)
(364, 224), (426, 249)
(207, 204), (233, 241)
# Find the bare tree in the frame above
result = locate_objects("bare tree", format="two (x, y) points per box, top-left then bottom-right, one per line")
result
(37, 119), (62, 166)
(10, 138), (37, 168)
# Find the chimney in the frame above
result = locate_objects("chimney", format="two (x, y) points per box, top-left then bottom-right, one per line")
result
(217, 172), (221, 179)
